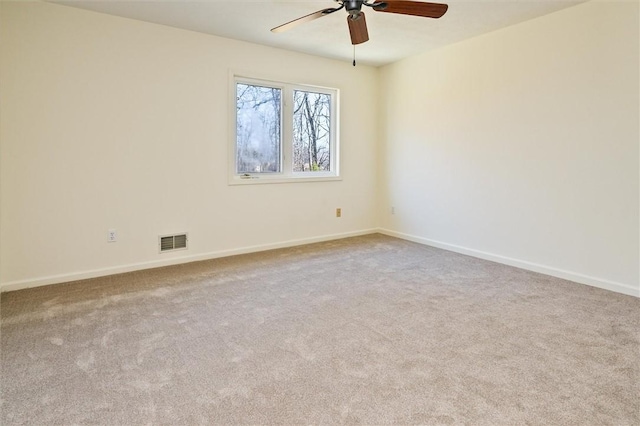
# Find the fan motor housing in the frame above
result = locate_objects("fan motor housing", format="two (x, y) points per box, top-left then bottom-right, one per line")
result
(345, 0), (364, 15)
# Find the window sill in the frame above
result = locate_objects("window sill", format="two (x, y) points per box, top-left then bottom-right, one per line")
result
(228, 174), (342, 185)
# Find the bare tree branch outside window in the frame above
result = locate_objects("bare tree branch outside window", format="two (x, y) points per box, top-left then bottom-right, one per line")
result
(293, 90), (331, 172)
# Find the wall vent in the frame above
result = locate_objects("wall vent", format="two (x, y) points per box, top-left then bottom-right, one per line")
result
(159, 233), (188, 253)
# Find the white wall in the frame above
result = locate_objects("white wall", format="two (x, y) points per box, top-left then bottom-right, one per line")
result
(378, 1), (639, 296)
(0, 2), (380, 290)
(3, 1), (638, 298)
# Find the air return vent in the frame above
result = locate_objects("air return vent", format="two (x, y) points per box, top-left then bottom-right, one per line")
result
(159, 233), (188, 253)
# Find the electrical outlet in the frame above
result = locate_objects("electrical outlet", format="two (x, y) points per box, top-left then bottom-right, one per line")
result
(336, 208), (342, 218)
(108, 229), (117, 242)
(391, 206), (395, 215)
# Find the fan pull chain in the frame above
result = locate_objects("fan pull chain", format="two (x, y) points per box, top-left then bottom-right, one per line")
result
(353, 45), (356, 67)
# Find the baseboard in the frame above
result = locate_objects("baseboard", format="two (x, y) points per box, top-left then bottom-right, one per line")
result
(378, 228), (639, 298)
(0, 229), (378, 293)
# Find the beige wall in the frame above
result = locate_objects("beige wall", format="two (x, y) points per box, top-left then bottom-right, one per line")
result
(2, 1), (639, 297)
(0, 2), (380, 290)
(378, 1), (639, 296)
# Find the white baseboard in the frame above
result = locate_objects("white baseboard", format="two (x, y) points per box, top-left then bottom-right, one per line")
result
(378, 228), (639, 298)
(0, 229), (378, 293)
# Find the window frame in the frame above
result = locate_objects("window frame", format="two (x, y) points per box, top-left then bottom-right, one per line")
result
(229, 73), (340, 185)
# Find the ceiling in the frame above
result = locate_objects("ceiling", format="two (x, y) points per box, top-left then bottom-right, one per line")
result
(52, 0), (583, 67)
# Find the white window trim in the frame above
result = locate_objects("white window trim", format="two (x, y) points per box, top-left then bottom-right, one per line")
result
(228, 73), (341, 185)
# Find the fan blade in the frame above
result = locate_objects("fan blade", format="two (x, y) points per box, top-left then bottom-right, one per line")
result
(373, 1), (448, 19)
(347, 12), (369, 45)
(271, 7), (342, 33)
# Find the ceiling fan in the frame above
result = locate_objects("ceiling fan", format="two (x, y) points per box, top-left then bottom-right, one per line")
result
(271, 0), (449, 46)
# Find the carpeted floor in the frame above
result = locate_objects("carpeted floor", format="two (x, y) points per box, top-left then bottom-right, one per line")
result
(1, 234), (639, 425)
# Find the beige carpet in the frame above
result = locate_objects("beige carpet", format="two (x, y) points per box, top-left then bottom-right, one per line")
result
(1, 234), (639, 425)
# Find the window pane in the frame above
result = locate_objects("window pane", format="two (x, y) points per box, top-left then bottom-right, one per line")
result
(292, 90), (331, 172)
(236, 83), (281, 173)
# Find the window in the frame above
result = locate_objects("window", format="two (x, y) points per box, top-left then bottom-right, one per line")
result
(236, 83), (281, 174)
(231, 76), (339, 184)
